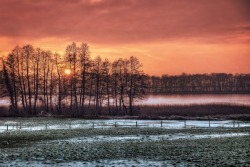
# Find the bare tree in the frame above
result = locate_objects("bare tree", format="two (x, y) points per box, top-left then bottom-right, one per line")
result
(2, 60), (18, 114)
(32, 48), (40, 114)
(92, 56), (102, 116)
(78, 43), (91, 115)
(1, 43), (150, 117)
(23, 45), (35, 114)
(127, 56), (147, 115)
(65, 42), (79, 116)
(101, 58), (111, 114)
(111, 60), (119, 114)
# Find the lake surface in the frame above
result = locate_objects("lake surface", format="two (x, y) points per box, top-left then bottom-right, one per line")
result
(137, 94), (250, 106)
(1, 94), (250, 106)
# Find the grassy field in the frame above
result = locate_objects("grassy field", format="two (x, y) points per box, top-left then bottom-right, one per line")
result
(137, 104), (250, 120)
(0, 127), (249, 166)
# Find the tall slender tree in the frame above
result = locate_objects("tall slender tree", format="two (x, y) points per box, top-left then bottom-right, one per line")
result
(78, 43), (91, 115)
(66, 42), (79, 116)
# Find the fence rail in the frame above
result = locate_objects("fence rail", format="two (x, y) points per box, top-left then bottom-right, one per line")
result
(0, 120), (247, 132)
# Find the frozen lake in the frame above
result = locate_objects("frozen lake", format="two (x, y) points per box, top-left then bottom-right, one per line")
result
(137, 94), (250, 106)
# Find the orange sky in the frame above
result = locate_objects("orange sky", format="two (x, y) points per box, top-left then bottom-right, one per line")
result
(0, 0), (249, 75)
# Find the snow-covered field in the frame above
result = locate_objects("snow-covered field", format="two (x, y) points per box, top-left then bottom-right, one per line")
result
(1, 118), (250, 166)
(0, 121), (250, 166)
(1, 118), (250, 133)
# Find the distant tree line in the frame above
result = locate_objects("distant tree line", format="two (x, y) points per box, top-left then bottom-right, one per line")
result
(1, 43), (250, 117)
(149, 73), (250, 94)
(0, 43), (148, 116)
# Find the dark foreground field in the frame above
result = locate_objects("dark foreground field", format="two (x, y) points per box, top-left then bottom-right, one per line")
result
(0, 127), (250, 166)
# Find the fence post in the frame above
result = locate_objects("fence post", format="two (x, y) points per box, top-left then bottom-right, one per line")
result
(233, 120), (235, 128)
(238, 122), (240, 127)
(7, 125), (8, 131)
(184, 120), (186, 128)
(115, 122), (117, 128)
(93, 123), (94, 128)
(209, 120), (210, 128)
(45, 123), (47, 129)
(19, 123), (22, 129)
(161, 121), (162, 128)
(136, 121), (138, 127)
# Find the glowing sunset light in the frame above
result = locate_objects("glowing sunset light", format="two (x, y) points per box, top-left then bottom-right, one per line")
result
(0, 0), (249, 75)
(64, 69), (71, 75)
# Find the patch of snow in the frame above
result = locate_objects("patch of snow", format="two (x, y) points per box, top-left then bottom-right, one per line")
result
(0, 119), (249, 133)
(53, 132), (249, 144)
(2, 159), (195, 167)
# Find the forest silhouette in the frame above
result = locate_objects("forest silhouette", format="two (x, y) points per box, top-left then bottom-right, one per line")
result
(1, 43), (250, 117)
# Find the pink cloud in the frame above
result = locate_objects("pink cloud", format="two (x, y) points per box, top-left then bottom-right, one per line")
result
(0, 0), (249, 44)
(0, 0), (250, 75)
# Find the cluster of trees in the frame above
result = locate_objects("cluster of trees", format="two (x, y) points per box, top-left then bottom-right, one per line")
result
(149, 73), (250, 94)
(1, 43), (250, 117)
(1, 43), (148, 116)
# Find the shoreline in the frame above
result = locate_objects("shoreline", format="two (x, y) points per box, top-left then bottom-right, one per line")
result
(1, 103), (250, 120)
(1, 115), (250, 121)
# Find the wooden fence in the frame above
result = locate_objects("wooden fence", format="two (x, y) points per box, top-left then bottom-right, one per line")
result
(1, 120), (244, 132)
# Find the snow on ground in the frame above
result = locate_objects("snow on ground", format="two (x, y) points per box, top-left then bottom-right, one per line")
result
(0, 119), (249, 133)
(4, 159), (194, 167)
(1, 123), (249, 167)
(54, 133), (250, 144)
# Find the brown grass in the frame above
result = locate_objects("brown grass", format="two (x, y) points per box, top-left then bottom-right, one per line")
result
(1, 104), (250, 120)
(136, 104), (250, 120)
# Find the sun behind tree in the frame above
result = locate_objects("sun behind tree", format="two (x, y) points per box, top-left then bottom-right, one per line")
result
(64, 69), (71, 75)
